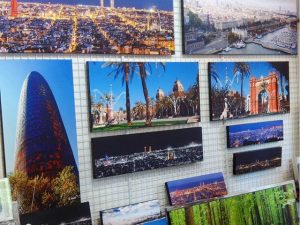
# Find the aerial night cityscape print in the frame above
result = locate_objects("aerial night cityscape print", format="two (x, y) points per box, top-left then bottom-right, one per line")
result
(100, 200), (161, 225)
(227, 120), (283, 148)
(20, 202), (92, 225)
(233, 147), (282, 175)
(0, 0), (174, 54)
(165, 172), (227, 206)
(209, 62), (289, 121)
(88, 61), (200, 132)
(182, 0), (297, 55)
(168, 182), (298, 225)
(92, 127), (203, 178)
(0, 60), (80, 214)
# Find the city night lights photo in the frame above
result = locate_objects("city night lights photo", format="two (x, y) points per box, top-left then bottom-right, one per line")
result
(0, 0), (174, 54)
(182, 0), (297, 55)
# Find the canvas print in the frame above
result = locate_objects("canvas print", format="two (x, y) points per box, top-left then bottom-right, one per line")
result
(166, 172), (227, 206)
(209, 62), (289, 121)
(0, 60), (80, 214)
(88, 61), (200, 132)
(182, 0), (297, 55)
(168, 182), (298, 225)
(227, 120), (283, 148)
(20, 202), (92, 225)
(101, 200), (161, 225)
(139, 217), (168, 225)
(92, 127), (202, 178)
(0, 178), (13, 222)
(233, 147), (282, 175)
(0, 0), (174, 55)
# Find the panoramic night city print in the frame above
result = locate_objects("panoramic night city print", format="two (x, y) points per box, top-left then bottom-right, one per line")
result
(0, 0), (174, 54)
(227, 120), (283, 148)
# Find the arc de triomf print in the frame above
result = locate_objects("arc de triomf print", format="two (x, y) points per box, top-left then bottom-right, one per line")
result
(0, 0), (174, 55)
(92, 127), (203, 178)
(0, 60), (79, 214)
(209, 61), (289, 121)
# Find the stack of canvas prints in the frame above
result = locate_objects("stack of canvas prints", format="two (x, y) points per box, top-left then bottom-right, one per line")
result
(168, 182), (298, 225)
(20, 202), (92, 225)
(88, 61), (200, 132)
(233, 147), (282, 175)
(209, 62), (289, 121)
(0, 178), (13, 222)
(182, 0), (297, 55)
(92, 127), (203, 178)
(100, 200), (161, 225)
(0, 0), (174, 55)
(227, 120), (283, 148)
(0, 60), (80, 214)
(165, 172), (227, 206)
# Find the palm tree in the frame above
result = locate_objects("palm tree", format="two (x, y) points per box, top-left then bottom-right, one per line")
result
(233, 62), (250, 110)
(210, 63), (222, 88)
(101, 93), (113, 122)
(269, 62), (289, 102)
(103, 62), (135, 125)
(137, 62), (166, 126)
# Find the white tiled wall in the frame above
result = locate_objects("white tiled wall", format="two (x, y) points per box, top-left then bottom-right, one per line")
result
(0, 0), (299, 224)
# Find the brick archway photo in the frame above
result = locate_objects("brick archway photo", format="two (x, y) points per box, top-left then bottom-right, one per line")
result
(250, 72), (280, 115)
(209, 61), (290, 121)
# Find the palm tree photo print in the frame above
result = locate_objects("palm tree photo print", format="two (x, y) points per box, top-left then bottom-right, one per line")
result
(88, 61), (200, 132)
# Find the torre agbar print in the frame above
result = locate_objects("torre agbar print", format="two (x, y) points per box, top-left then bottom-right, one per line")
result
(0, 0), (174, 54)
(0, 60), (80, 214)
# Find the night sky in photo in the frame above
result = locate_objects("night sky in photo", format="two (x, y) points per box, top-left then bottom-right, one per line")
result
(92, 127), (202, 158)
(19, 0), (173, 11)
(228, 120), (283, 133)
(167, 172), (225, 192)
(234, 147), (282, 165)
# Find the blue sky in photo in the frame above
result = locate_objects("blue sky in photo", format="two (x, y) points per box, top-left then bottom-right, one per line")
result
(142, 217), (167, 225)
(0, 60), (77, 174)
(19, 0), (173, 11)
(88, 62), (199, 111)
(228, 120), (283, 133)
(210, 62), (289, 97)
(167, 172), (225, 192)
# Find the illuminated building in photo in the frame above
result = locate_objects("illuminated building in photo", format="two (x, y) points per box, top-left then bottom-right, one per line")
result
(14, 71), (78, 178)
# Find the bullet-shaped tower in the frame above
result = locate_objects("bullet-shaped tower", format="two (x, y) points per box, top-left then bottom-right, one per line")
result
(14, 71), (78, 178)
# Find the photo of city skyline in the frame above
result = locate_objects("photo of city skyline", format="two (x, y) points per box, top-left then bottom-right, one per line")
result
(227, 120), (283, 148)
(92, 127), (203, 178)
(166, 172), (227, 206)
(101, 200), (161, 225)
(20, 202), (92, 225)
(209, 62), (290, 121)
(182, 0), (297, 55)
(233, 147), (282, 175)
(0, 60), (80, 214)
(88, 61), (200, 132)
(0, 0), (174, 54)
